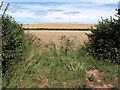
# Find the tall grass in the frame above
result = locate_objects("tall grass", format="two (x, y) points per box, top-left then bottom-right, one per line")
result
(2, 34), (118, 88)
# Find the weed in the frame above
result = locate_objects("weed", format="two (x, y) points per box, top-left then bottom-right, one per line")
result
(2, 34), (118, 88)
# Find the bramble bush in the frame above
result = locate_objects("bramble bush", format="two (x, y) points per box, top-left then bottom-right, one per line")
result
(86, 10), (120, 63)
(2, 15), (25, 74)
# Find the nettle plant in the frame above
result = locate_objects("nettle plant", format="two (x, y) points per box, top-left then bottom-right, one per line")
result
(86, 10), (120, 63)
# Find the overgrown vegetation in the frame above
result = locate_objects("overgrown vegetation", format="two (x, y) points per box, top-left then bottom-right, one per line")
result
(2, 15), (24, 74)
(1, 2), (119, 89)
(2, 35), (118, 88)
(86, 10), (120, 63)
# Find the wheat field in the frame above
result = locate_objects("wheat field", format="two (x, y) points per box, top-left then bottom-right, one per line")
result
(23, 23), (95, 29)
(24, 24), (93, 46)
(24, 30), (91, 47)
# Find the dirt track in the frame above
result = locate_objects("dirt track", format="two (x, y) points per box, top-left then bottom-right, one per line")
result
(24, 30), (91, 47)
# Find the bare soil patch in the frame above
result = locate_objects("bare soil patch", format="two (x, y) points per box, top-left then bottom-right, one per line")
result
(86, 69), (114, 89)
(38, 78), (49, 88)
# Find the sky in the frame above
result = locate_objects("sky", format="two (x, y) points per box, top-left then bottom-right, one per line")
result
(0, 0), (119, 24)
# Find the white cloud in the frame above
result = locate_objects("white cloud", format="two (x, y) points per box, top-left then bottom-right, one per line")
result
(4, 1), (118, 24)
(7, 9), (37, 18)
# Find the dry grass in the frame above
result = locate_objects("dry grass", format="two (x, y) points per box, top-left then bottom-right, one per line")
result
(24, 30), (91, 47)
(23, 24), (95, 29)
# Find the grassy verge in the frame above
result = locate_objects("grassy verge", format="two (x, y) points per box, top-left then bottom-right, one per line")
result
(2, 35), (119, 88)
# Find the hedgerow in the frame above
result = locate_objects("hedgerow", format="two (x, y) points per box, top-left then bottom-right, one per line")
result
(86, 10), (120, 63)
(2, 15), (25, 74)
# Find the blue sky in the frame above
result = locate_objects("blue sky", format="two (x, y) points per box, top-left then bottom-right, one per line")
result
(0, 0), (119, 24)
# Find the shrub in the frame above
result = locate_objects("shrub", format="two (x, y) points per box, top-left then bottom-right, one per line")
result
(2, 15), (24, 73)
(86, 11), (120, 63)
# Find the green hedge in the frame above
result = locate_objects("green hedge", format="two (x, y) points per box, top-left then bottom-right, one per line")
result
(86, 15), (120, 63)
(2, 15), (24, 73)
